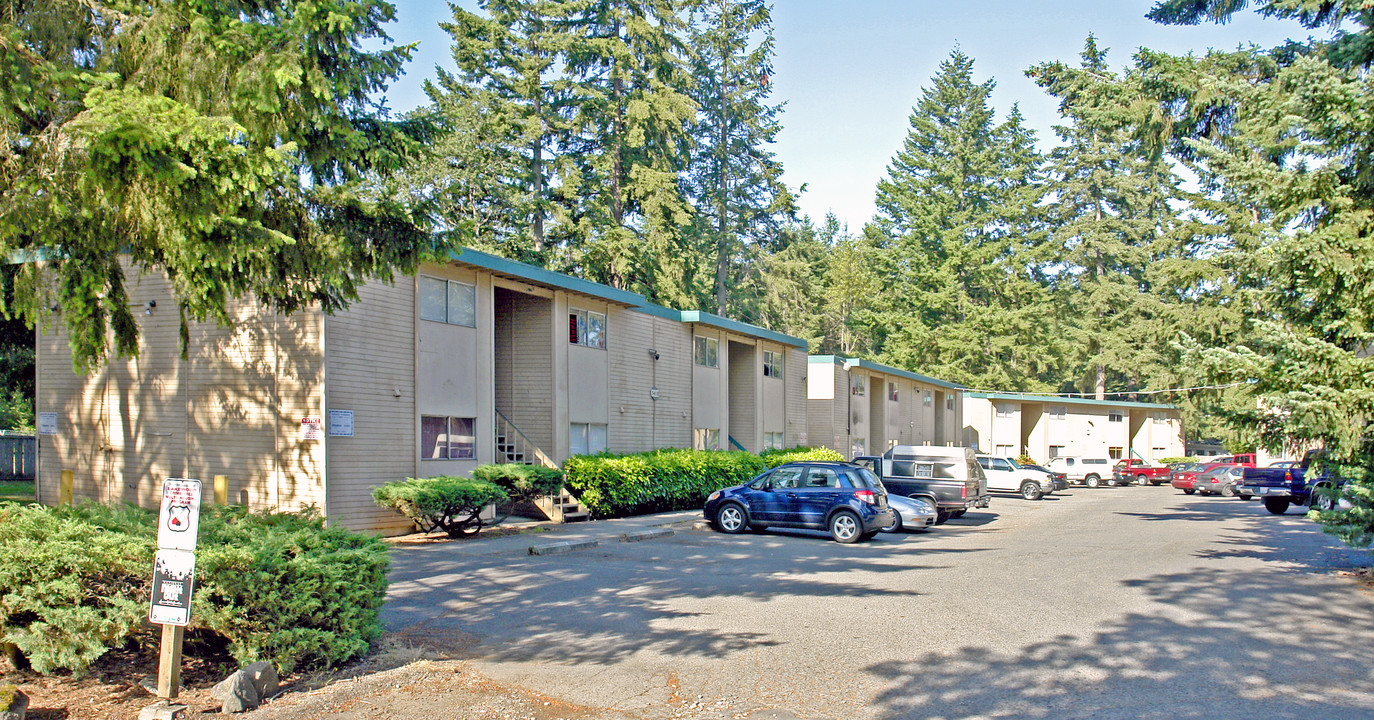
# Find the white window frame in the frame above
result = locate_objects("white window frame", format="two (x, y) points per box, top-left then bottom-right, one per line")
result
(763, 350), (784, 379)
(1049, 445), (1065, 459)
(1049, 405), (1067, 420)
(923, 390), (933, 406)
(694, 336), (719, 368)
(994, 445), (1014, 459)
(888, 382), (898, 402)
(851, 375), (867, 397)
(569, 308), (607, 350)
(995, 403), (1015, 418)
(1109, 446), (1124, 460)
(693, 427), (721, 450)
(420, 415), (476, 460)
(419, 276), (477, 327)
(1153, 412), (1167, 424)
(570, 422), (608, 456)
(764, 431), (785, 450)
(1108, 410), (1124, 423)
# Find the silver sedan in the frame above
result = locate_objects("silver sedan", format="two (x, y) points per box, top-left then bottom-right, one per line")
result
(881, 495), (938, 532)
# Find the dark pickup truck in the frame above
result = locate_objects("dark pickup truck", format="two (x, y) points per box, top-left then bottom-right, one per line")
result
(854, 445), (991, 524)
(1237, 450), (1338, 514)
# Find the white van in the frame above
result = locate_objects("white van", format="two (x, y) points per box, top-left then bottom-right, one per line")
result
(1046, 456), (1115, 488)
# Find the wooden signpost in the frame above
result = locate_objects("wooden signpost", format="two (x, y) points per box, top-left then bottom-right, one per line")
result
(149, 478), (202, 702)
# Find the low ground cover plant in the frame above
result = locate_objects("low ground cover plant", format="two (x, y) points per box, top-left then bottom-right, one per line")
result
(0, 503), (388, 676)
(372, 476), (507, 537)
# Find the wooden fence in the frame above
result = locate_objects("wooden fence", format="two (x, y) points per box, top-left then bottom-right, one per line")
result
(0, 435), (35, 481)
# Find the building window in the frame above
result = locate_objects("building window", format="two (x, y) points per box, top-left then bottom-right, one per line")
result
(570, 423), (608, 456)
(850, 439), (866, 457)
(924, 390), (932, 406)
(420, 416), (476, 460)
(1049, 445), (1065, 459)
(693, 427), (720, 450)
(995, 403), (1015, 418)
(888, 382), (898, 402)
(1153, 447), (1166, 457)
(1049, 405), (1067, 420)
(763, 350), (784, 379)
(1108, 410), (1123, 423)
(419, 276), (476, 327)
(765, 431), (785, 450)
(694, 336), (719, 368)
(947, 396), (955, 411)
(569, 309), (607, 349)
(995, 444), (1014, 457)
(1109, 446), (1124, 460)
(1153, 412), (1167, 424)
(851, 375), (866, 396)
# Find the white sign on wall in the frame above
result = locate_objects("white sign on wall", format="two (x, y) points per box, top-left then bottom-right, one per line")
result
(300, 416), (323, 440)
(157, 478), (202, 552)
(328, 409), (354, 437)
(37, 412), (57, 435)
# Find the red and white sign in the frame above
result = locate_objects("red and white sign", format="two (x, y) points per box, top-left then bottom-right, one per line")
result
(300, 416), (323, 440)
(157, 478), (202, 552)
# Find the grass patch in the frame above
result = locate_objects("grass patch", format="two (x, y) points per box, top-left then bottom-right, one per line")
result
(0, 479), (34, 503)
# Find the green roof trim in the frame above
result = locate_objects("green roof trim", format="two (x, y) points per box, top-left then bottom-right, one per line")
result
(676, 310), (807, 348)
(448, 248), (645, 307)
(808, 354), (964, 391)
(967, 391), (1178, 411)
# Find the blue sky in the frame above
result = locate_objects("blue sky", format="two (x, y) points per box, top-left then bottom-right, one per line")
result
(380, 2), (1308, 232)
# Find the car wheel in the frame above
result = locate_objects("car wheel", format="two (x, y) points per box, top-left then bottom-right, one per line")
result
(934, 511), (951, 525)
(714, 504), (747, 534)
(1313, 488), (1337, 511)
(1020, 481), (1043, 501)
(829, 511), (862, 543)
(1183, 489), (1195, 495)
(1085, 474), (1101, 488)
(881, 509), (903, 533)
(1263, 497), (1291, 515)
(1136, 474), (1148, 486)
(1221, 484), (1236, 498)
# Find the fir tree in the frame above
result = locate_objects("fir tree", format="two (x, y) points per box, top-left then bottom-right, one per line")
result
(0, 0), (431, 368)
(864, 50), (1056, 390)
(1145, 0), (1374, 545)
(684, 0), (793, 316)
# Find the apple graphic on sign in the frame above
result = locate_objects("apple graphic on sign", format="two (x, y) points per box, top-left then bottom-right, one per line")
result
(167, 504), (191, 532)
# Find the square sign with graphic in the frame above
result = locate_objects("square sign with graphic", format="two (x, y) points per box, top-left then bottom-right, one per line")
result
(149, 549), (196, 626)
(157, 478), (202, 552)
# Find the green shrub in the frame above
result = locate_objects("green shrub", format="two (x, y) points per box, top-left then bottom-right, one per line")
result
(372, 476), (508, 537)
(1017, 455), (1040, 467)
(0, 502), (389, 676)
(1159, 457), (1196, 465)
(194, 506), (389, 674)
(564, 449), (766, 518)
(470, 464), (565, 503)
(0, 503), (152, 675)
(759, 446), (844, 467)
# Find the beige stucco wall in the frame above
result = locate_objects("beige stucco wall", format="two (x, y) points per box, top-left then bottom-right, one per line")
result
(963, 396), (1185, 462)
(691, 326), (727, 441)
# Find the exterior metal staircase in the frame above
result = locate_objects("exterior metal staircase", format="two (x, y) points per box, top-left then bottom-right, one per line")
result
(494, 410), (588, 523)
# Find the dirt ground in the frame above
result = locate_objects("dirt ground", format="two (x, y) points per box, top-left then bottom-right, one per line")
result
(0, 636), (620, 720)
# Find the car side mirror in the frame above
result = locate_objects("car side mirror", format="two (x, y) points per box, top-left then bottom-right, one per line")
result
(761, 479), (773, 491)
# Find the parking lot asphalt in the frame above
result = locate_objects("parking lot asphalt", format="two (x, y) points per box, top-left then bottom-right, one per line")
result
(380, 487), (1374, 720)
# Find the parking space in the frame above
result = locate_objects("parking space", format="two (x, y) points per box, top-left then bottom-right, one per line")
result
(380, 487), (1374, 720)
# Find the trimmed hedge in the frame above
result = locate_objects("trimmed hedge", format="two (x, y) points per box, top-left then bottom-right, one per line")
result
(759, 446), (844, 467)
(0, 503), (389, 676)
(372, 476), (507, 537)
(470, 464), (565, 503)
(564, 449), (768, 518)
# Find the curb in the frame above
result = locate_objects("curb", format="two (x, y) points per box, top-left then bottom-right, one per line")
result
(528, 539), (599, 556)
(620, 529), (674, 543)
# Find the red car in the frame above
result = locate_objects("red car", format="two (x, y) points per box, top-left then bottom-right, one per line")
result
(1171, 462), (1222, 495)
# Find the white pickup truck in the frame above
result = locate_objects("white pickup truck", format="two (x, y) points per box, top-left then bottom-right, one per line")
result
(975, 455), (1055, 500)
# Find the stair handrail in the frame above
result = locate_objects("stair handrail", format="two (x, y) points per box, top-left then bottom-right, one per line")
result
(493, 409), (559, 469)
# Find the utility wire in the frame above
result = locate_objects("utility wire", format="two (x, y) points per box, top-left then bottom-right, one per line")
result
(966, 381), (1249, 398)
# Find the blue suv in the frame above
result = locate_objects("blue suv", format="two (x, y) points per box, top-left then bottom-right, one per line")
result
(704, 462), (895, 543)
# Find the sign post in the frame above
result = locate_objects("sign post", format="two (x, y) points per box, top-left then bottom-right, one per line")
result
(149, 478), (202, 703)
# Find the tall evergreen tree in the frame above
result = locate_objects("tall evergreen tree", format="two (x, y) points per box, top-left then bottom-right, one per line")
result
(864, 50), (1056, 390)
(557, 0), (698, 304)
(418, 0), (573, 260)
(0, 0), (431, 368)
(1030, 36), (1193, 401)
(684, 0), (793, 316)
(1143, 0), (1374, 545)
